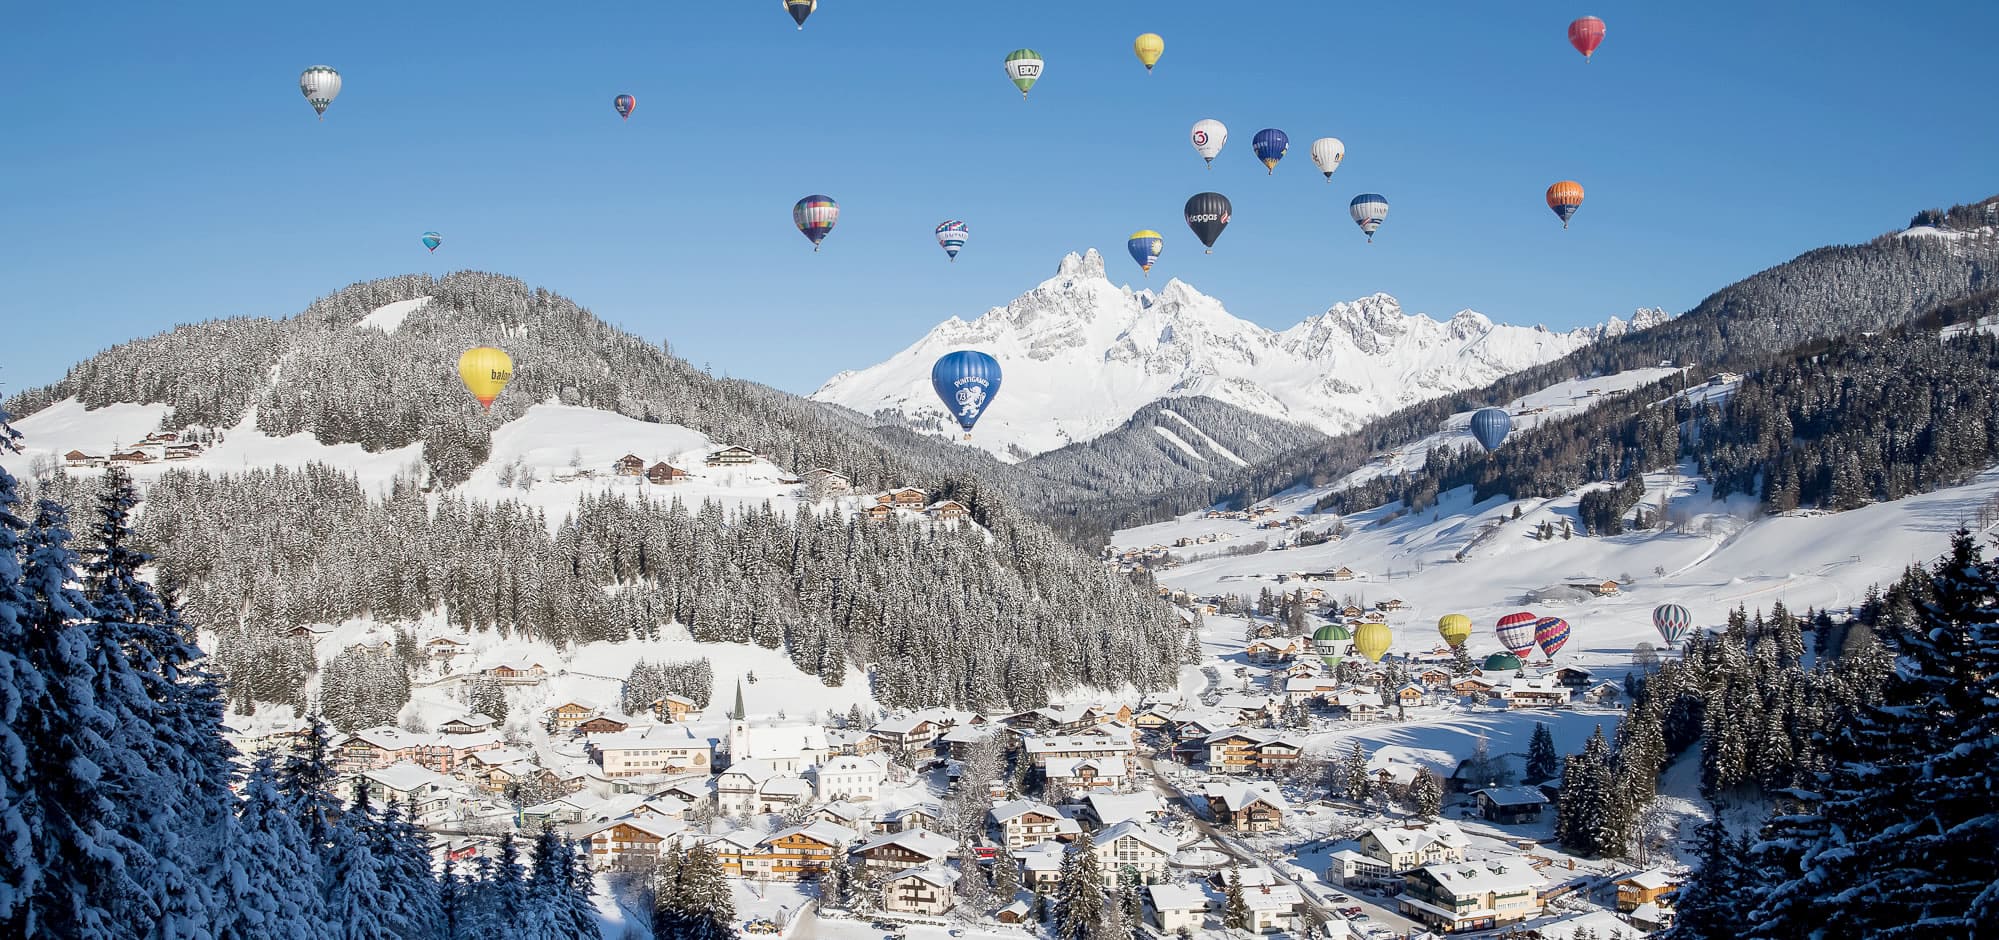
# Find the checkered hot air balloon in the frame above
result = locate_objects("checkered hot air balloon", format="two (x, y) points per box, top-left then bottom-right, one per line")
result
(1495, 612), (1538, 657)
(1533, 616), (1572, 659)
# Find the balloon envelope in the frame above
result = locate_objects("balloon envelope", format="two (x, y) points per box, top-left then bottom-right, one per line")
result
(1653, 604), (1693, 646)
(1350, 193), (1388, 241)
(458, 347), (513, 411)
(794, 195), (839, 250)
(931, 351), (1003, 435)
(1310, 138), (1346, 180)
(1547, 181), (1585, 227)
(1311, 623), (1351, 669)
(1190, 120), (1228, 167)
(1533, 617), (1572, 658)
(421, 232), (442, 253)
(300, 65), (341, 118)
(1495, 611), (1538, 657)
(1353, 622), (1392, 663)
(1134, 33), (1164, 71)
(1127, 230), (1164, 274)
(1184, 192), (1231, 252)
(1437, 614), (1472, 649)
(1483, 651), (1523, 673)
(1251, 128), (1289, 174)
(785, 0), (816, 28)
(1004, 49), (1044, 98)
(936, 220), (969, 261)
(1569, 16), (1606, 59)
(1470, 407), (1512, 452)
(614, 94), (636, 119)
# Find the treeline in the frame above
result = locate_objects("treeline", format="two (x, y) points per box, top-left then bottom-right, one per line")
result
(0, 445), (602, 938)
(27, 461), (1190, 714)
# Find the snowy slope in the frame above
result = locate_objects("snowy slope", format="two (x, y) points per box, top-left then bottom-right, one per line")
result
(813, 249), (1668, 459)
(355, 296), (431, 332)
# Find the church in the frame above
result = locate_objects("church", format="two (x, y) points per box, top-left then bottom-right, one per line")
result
(726, 680), (832, 774)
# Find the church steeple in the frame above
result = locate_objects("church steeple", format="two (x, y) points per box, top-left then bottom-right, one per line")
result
(732, 679), (746, 721)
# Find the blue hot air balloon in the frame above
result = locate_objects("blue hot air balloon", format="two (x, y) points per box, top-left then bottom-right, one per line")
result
(421, 231), (443, 253)
(931, 351), (1003, 439)
(1251, 128), (1289, 174)
(1470, 407), (1511, 452)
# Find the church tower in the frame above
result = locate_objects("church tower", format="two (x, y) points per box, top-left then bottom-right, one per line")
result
(728, 678), (748, 762)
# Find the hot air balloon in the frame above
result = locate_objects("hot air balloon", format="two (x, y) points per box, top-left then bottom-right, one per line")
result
(1004, 49), (1044, 100)
(1350, 194), (1388, 242)
(1184, 192), (1231, 254)
(1470, 407), (1512, 452)
(793, 195), (839, 251)
(458, 347), (513, 411)
(1569, 16), (1606, 61)
(1495, 612), (1538, 657)
(931, 351), (1003, 439)
(300, 65), (341, 120)
(1353, 621), (1392, 663)
(1134, 33), (1164, 72)
(1191, 120), (1228, 169)
(1311, 623), (1351, 670)
(1533, 616), (1572, 659)
(1483, 651), (1523, 673)
(614, 94), (636, 120)
(1251, 128), (1289, 175)
(1437, 614), (1473, 649)
(1653, 604), (1693, 646)
(1127, 230), (1164, 276)
(1547, 181), (1585, 228)
(1310, 138), (1346, 182)
(936, 221), (969, 262)
(421, 232), (442, 253)
(784, 0), (815, 29)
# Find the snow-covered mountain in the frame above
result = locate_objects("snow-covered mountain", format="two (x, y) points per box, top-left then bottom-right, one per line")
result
(813, 249), (1669, 459)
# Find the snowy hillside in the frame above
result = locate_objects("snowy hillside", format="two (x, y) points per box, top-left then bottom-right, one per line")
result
(813, 249), (1668, 459)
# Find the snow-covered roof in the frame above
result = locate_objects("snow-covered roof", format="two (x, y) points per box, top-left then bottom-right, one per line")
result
(1018, 842), (1067, 871)
(362, 761), (448, 793)
(761, 776), (811, 798)
(735, 721), (830, 760)
(1239, 883), (1304, 911)
(767, 820), (858, 847)
(855, 827), (958, 860)
(719, 759), (784, 786)
(990, 799), (1063, 824)
(1620, 868), (1678, 890)
(1085, 792), (1164, 826)
(1202, 780), (1290, 814)
(1366, 820), (1469, 856)
(585, 817), (686, 841)
(886, 865), (959, 890)
(1023, 733), (1132, 756)
(1416, 860), (1542, 896)
(815, 754), (886, 777)
(590, 723), (707, 752)
(1091, 821), (1179, 856)
(1146, 883), (1217, 911)
(1044, 756), (1128, 780)
(1474, 787), (1548, 808)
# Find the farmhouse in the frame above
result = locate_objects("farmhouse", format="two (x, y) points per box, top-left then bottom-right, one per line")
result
(1204, 728), (1303, 775)
(1201, 780), (1289, 833)
(1617, 868), (1680, 913)
(584, 817), (688, 871)
(645, 462), (690, 485)
(1500, 675), (1573, 709)
(704, 445), (756, 467)
(1396, 861), (1544, 933)
(1147, 883), (1217, 933)
(614, 454), (646, 476)
(924, 500), (970, 521)
(739, 821), (856, 882)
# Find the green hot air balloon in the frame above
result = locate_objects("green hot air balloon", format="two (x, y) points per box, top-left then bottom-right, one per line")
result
(1311, 623), (1352, 670)
(1003, 49), (1044, 100)
(1482, 651), (1523, 673)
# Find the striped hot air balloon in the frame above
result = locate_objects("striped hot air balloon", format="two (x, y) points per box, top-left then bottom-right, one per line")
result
(1653, 604), (1693, 646)
(935, 221), (969, 261)
(1437, 614), (1472, 649)
(1533, 616), (1572, 659)
(1004, 49), (1044, 99)
(1127, 230), (1164, 275)
(1470, 407), (1512, 452)
(1353, 621), (1392, 663)
(1311, 623), (1352, 670)
(1495, 612), (1538, 657)
(1547, 181), (1585, 228)
(1350, 193), (1389, 242)
(793, 195), (839, 251)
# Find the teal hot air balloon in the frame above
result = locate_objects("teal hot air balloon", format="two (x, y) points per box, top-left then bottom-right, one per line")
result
(421, 231), (442, 253)
(932, 351), (1002, 440)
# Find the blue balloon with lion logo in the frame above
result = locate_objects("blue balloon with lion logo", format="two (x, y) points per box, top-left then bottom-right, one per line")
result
(931, 350), (1003, 439)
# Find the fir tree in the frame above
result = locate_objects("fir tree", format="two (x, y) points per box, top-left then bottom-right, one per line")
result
(222, 754), (329, 940)
(1341, 742), (1372, 803)
(1526, 722), (1560, 783)
(991, 842), (1020, 904)
(1222, 865), (1249, 932)
(1408, 768), (1443, 819)
(1054, 841), (1105, 940)
(1663, 816), (1752, 939)
(955, 840), (993, 914)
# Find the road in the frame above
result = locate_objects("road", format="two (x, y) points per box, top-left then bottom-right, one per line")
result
(1137, 753), (1422, 939)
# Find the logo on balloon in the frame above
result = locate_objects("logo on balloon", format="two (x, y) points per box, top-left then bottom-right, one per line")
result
(1192, 131), (1208, 146)
(955, 383), (987, 417)
(1187, 213), (1222, 223)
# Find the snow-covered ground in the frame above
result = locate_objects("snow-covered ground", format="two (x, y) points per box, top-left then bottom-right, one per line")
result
(356, 296), (432, 332)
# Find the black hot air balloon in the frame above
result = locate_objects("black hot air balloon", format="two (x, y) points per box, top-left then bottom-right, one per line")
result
(1184, 192), (1231, 254)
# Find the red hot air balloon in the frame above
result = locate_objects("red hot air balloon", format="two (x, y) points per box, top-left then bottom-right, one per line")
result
(1495, 612), (1539, 657)
(1569, 16), (1606, 61)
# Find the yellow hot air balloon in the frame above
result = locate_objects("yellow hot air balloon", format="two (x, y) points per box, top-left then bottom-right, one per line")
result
(1353, 621), (1392, 663)
(458, 347), (514, 411)
(1134, 33), (1164, 72)
(1437, 614), (1473, 649)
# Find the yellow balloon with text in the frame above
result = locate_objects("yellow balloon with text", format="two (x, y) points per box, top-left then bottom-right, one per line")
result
(458, 346), (514, 411)
(1134, 33), (1164, 71)
(1354, 621), (1392, 663)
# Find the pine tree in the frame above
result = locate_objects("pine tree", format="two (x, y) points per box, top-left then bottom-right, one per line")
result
(322, 817), (391, 940)
(955, 840), (993, 914)
(991, 842), (1020, 904)
(469, 675), (510, 725)
(1409, 768), (1443, 819)
(521, 826), (598, 940)
(1527, 722), (1560, 783)
(1223, 865), (1249, 932)
(1341, 742), (1372, 803)
(223, 754), (329, 940)
(1662, 816), (1752, 938)
(1054, 841), (1105, 940)
(281, 715), (342, 844)
(823, 851), (854, 910)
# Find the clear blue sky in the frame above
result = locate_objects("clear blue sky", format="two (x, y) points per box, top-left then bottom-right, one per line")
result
(5, 1), (1997, 397)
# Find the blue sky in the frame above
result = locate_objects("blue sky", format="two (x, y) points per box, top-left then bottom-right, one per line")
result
(4, 1), (1997, 396)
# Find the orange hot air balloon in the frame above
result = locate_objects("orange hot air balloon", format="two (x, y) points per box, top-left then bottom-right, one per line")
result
(458, 347), (514, 411)
(1547, 181), (1585, 228)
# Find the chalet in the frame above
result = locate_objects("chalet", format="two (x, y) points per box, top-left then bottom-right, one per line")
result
(1043, 756), (1127, 791)
(1616, 869), (1680, 913)
(1378, 598), (1409, 611)
(1501, 675), (1572, 709)
(1214, 694), (1278, 725)
(574, 715), (630, 736)
(740, 821), (856, 882)
(109, 451), (155, 465)
(1570, 579), (1621, 596)
(652, 693), (699, 722)
(1396, 861), (1543, 933)
(1021, 731), (1133, 769)
(1018, 842), (1066, 888)
(826, 727), (885, 758)
(716, 759), (803, 816)
(1331, 567), (1356, 581)
(989, 800), (1081, 849)
(924, 500), (970, 521)
(938, 723), (1001, 761)
(585, 817), (688, 871)
(163, 443), (201, 460)
(334, 726), (454, 775)
(876, 486), (929, 509)
(1085, 792), (1165, 828)
(1330, 689), (1390, 721)
(1204, 728), (1303, 775)
(348, 762), (460, 819)
(1394, 683), (1431, 707)
(870, 708), (959, 750)
(1472, 787), (1549, 824)
(1091, 821), (1179, 886)
(1451, 676), (1498, 697)
(548, 701), (598, 734)
(1240, 879), (1307, 932)
(864, 502), (895, 522)
(1147, 883), (1217, 933)
(1243, 637), (1303, 664)
(1583, 681), (1624, 706)
(881, 866), (958, 916)
(645, 462), (690, 485)
(700, 830), (765, 877)
(1341, 605), (1366, 618)
(1280, 675), (1339, 705)
(1360, 821), (1470, 872)
(883, 803), (943, 834)
(1417, 668), (1455, 688)
(590, 724), (712, 778)
(814, 801), (873, 833)
(1550, 665), (1596, 689)
(63, 449), (106, 468)
(614, 454), (646, 476)
(485, 661), (548, 685)
(852, 827), (958, 877)
(812, 754), (887, 803)
(1202, 781), (1289, 833)
(798, 467), (852, 494)
(424, 637), (468, 660)
(703, 445), (756, 467)
(1360, 609), (1389, 624)
(995, 899), (1034, 925)
(1166, 712), (1228, 742)
(437, 713), (496, 735)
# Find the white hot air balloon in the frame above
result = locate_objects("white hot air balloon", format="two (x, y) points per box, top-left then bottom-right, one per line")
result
(300, 65), (342, 120)
(1190, 119), (1228, 169)
(1310, 137), (1346, 181)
